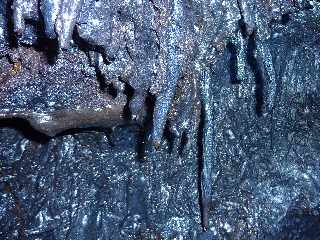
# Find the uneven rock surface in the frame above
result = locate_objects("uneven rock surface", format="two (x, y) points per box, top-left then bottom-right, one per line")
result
(1, 0), (320, 239)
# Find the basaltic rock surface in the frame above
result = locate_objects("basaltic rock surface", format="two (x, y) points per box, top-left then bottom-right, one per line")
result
(1, 0), (320, 239)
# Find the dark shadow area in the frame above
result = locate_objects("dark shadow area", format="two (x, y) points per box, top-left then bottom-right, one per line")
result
(226, 41), (240, 84)
(106, 81), (118, 98)
(4, 0), (59, 63)
(73, 29), (115, 93)
(36, 36), (59, 65)
(95, 66), (108, 93)
(13, 17), (60, 65)
(246, 31), (264, 116)
(178, 131), (188, 156)
(5, 0), (17, 49)
(0, 118), (50, 143)
(123, 81), (135, 121)
(73, 28), (111, 64)
(0, 118), (120, 146)
(73, 28), (117, 93)
(281, 13), (291, 25)
(238, 18), (248, 38)
(87, 53), (118, 97)
(163, 121), (175, 154)
(73, 29), (126, 101)
(136, 92), (155, 160)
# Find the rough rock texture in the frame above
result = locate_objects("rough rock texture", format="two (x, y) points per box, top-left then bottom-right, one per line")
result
(1, 0), (320, 239)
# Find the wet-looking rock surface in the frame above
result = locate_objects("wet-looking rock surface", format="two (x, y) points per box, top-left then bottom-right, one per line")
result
(1, 0), (320, 239)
